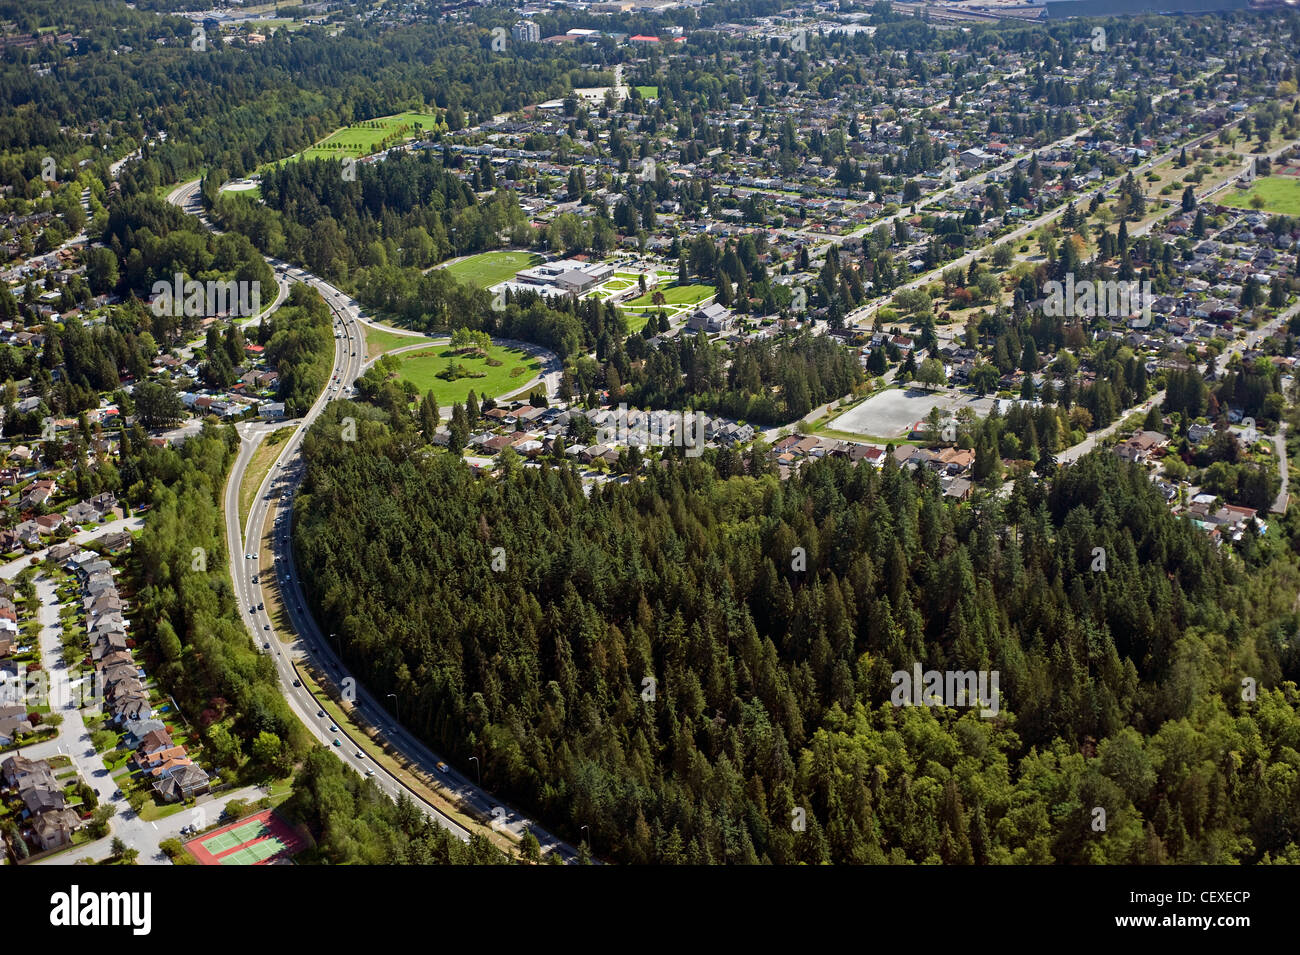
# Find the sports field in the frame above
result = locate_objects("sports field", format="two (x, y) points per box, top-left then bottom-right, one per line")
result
(443, 251), (543, 289)
(1222, 175), (1300, 216)
(186, 809), (305, 865)
(623, 283), (714, 308)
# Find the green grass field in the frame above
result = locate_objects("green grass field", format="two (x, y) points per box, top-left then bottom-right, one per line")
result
(365, 327), (440, 361)
(442, 251), (543, 289)
(261, 111), (442, 172)
(623, 283), (714, 308)
(636, 86), (659, 98)
(395, 343), (541, 405)
(1223, 175), (1300, 216)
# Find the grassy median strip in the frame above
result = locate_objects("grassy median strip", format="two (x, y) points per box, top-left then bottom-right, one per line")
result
(239, 425), (291, 529)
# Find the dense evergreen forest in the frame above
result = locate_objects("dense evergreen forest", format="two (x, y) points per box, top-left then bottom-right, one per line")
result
(293, 405), (1300, 864)
(612, 329), (864, 424)
(286, 752), (511, 865)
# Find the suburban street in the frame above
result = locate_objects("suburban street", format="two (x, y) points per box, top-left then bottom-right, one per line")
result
(13, 572), (264, 865)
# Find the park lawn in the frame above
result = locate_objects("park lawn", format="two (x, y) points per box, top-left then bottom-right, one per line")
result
(261, 110), (442, 171)
(395, 343), (541, 405)
(238, 425), (292, 529)
(1222, 175), (1300, 216)
(620, 309), (658, 334)
(623, 283), (714, 308)
(365, 327), (439, 361)
(443, 250), (543, 289)
(636, 86), (659, 98)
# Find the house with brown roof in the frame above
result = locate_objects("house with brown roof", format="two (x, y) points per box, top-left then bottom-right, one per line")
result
(137, 728), (173, 757)
(31, 807), (82, 851)
(1115, 430), (1168, 464)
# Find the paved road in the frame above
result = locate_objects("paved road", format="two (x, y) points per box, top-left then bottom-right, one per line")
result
(15, 572), (265, 865)
(167, 178), (579, 860)
(0, 516), (144, 581)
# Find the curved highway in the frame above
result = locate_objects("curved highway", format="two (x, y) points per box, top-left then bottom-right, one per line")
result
(166, 178), (578, 862)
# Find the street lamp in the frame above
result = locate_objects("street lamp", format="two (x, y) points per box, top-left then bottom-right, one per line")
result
(467, 755), (481, 786)
(386, 692), (398, 723)
(579, 824), (591, 851)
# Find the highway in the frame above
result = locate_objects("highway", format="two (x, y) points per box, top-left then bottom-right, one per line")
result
(166, 178), (579, 861)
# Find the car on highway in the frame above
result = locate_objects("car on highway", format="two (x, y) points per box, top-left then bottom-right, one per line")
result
(245, 553), (254, 559)
(263, 641), (271, 649)
(333, 739), (341, 747)
(329, 724), (338, 732)
(437, 762), (450, 774)
(355, 751), (364, 759)
(258, 602), (264, 610)
(263, 625), (270, 631)
(292, 679), (301, 687)
(317, 709), (325, 717)
(365, 769), (375, 777)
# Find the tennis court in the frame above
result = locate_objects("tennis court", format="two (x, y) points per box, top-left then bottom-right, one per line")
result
(186, 808), (305, 865)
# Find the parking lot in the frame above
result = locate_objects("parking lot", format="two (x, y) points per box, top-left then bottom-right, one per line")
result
(833, 386), (995, 440)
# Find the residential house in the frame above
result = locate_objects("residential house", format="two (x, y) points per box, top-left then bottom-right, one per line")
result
(153, 764), (210, 803)
(1115, 430), (1168, 464)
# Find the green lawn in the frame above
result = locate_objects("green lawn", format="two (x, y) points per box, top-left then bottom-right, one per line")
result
(623, 310), (656, 334)
(623, 283), (714, 308)
(394, 343), (542, 405)
(1222, 175), (1300, 216)
(636, 86), (659, 98)
(365, 327), (440, 361)
(261, 110), (443, 172)
(443, 251), (543, 289)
